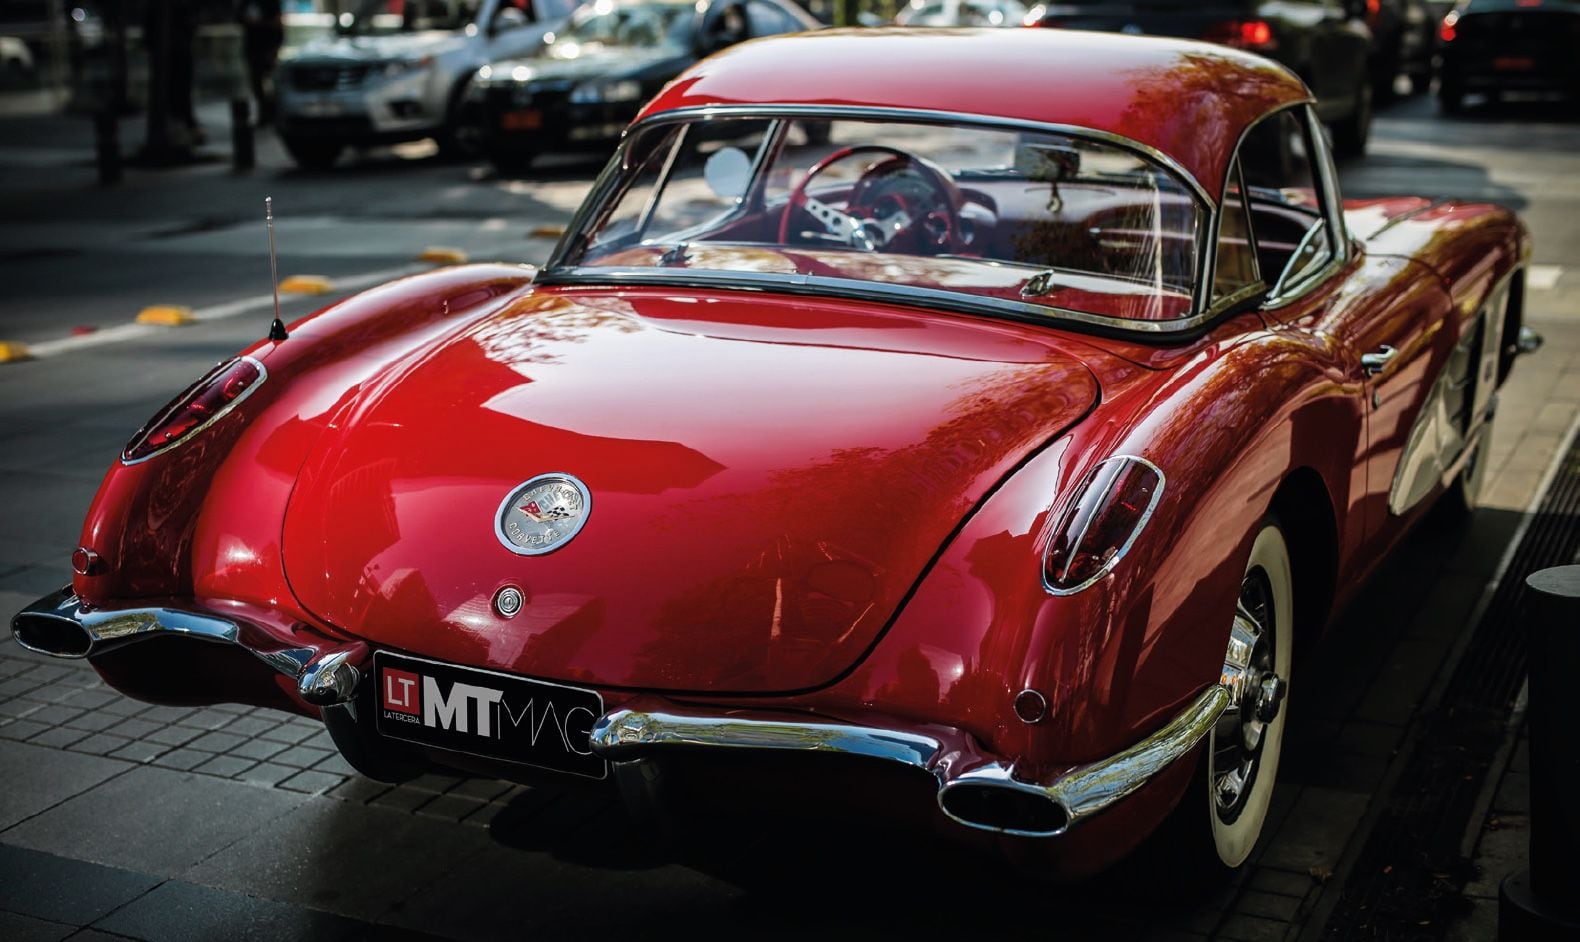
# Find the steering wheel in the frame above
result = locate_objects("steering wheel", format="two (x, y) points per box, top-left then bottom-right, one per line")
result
(779, 145), (965, 254)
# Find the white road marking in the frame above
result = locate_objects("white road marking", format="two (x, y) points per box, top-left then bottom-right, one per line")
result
(1528, 265), (1562, 291)
(25, 264), (424, 360)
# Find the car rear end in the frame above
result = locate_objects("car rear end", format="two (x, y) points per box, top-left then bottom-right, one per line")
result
(1438, 0), (1580, 106)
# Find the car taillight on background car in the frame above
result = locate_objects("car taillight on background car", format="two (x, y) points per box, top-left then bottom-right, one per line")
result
(121, 356), (267, 464)
(1043, 455), (1165, 594)
(1440, 10), (1459, 42)
(1203, 19), (1278, 51)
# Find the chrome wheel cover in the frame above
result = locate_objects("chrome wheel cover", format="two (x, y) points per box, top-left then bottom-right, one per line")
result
(1214, 568), (1287, 824)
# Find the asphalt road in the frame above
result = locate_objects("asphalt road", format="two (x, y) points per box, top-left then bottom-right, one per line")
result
(0, 89), (1577, 942)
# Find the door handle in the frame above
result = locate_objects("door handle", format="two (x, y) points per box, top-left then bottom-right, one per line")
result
(1361, 345), (1397, 375)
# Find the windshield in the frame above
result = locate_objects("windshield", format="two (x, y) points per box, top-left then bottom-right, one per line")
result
(553, 115), (1205, 323)
(340, 0), (482, 35)
(543, 1), (694, 55)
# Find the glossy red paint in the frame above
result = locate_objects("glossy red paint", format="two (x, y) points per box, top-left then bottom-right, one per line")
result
(280, 288), (1099, 694)
(32, 36), (1534, 878)
(638, 29), (1310, 200)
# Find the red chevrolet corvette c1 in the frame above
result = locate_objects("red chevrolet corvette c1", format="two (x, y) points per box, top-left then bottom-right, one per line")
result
(12, 28), (1535, 877)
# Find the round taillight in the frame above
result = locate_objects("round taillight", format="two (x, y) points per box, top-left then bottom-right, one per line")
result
(121, 356), (267, 464)
(1042, 455), (1165, 595)
(71, 547), (100, 575)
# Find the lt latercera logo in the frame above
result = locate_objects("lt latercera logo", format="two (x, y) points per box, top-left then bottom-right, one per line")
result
(374, 657), (606, 778)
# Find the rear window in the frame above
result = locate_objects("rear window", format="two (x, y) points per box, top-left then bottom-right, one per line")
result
(555, 115), (1207, 324)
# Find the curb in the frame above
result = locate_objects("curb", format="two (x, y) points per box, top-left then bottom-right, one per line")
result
(134, 306), (196, 327)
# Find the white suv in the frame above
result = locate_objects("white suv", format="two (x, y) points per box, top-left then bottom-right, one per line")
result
(275, 0), (573, 169)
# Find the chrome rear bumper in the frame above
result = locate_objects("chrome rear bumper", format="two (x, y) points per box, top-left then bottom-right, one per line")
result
(592, 686), (1228, 838)
(13, 587), (1226, 838)
(10, 587), (364, 707)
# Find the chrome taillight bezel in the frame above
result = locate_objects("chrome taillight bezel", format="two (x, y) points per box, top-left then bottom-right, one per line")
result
(1041, 454), (1166, 596)
(120, 356), (268, 465)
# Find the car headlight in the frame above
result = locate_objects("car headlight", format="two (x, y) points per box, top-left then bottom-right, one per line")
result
(121, 357), (267, 464)
(1042, 455), (1164, 594)
(383, 55), (434, 79)
(569, 80), (642, 104)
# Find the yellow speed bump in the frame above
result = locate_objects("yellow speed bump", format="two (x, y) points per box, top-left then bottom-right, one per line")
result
(135, 305), (196, 326)
(279, 275), (335, 295)
(529, 225), (565, 239)
(0, 341), (34, 363)
(419, 246), (469, 265)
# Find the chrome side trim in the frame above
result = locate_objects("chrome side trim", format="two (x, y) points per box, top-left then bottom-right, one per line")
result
(591, 703), (947, 771)
(9, 588), (363, 705)
(937, 685), (1229, 836)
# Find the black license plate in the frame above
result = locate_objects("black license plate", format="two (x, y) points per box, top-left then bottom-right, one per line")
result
(373, 651), (606, 780)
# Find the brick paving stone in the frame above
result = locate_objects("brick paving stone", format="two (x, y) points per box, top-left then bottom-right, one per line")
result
(0, 718), (53, 741)
(173, 708), (238, 731)
(414, 794), (486, 823)
(226, 737), (287, 761)
(329, 777), (390, 804)
(150, 748), (210, 771)
(187, 730), (247, 754)
(461, 800), (509, 829)
(19, 664), (73, 684)
(16, 703), (81, 726)
(219, 715), (280, 738)
(405, 773), (465, 795)
(26, 726), (90, 749)
(259, 722), (319, 745)
(300, 729), (334, 751)
(0, 910), (76, 942)
(60, 711), (117, 733)
(448, 778), (514, 802)
(213, 702), (250, 714)
(137, 705), (195, 724)
(371, 786), (435, 814)
(1218, 914), (1289, 942)
(106, 740), (168, 763)
(0, 677), (45, 697)
(143, 725), (202, 747)
(271, 744), (332, 768)
(64, 733), (132, 756)
(99, 697), (142, 716)
(58, 688), (117, 710)
(311, 752), (355, 777)
(0, 697), (39, 719)
(238, 762), (301, 787)
(1234, 890), (1302, 922)
(104, 717), (162, 740)
(276, 769), (345, 794)
(1248, 867), (1319, 898)
(193, 755), (258, 778)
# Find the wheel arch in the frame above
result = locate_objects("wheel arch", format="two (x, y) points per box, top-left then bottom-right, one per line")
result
(1269, 465), (1339, 659)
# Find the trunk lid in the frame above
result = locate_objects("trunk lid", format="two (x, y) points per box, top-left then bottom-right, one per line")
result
(282, 288), (1098, 693)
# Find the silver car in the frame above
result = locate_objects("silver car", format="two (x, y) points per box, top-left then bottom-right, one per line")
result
(276, 0), (573, 169)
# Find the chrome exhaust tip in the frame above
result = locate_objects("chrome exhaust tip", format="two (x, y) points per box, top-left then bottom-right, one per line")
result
(937, 778), (1071, 837)
(11, 608), (94, 658)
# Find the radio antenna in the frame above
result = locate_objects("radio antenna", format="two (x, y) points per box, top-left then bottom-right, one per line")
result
(265, 197), (289, 341)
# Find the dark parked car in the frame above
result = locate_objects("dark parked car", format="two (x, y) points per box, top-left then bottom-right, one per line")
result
(1022, 0), (1376, 155)
(463, 0), (820, 173)
(1368, 0), (1435, 97)
(1437, 0), (1580, 112)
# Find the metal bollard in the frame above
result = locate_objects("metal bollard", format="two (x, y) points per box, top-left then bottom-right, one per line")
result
(94, 109), (121, 186)
(231, 98), (255, 172)
(1500, 564), (1580, 940)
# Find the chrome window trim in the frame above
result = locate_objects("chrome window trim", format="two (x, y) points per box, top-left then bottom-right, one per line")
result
(119, 355), (269, 466)
(1040, 454), (1167, 597)
(545, 105), (1244, 335)
(536, 265), (1205, 335)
